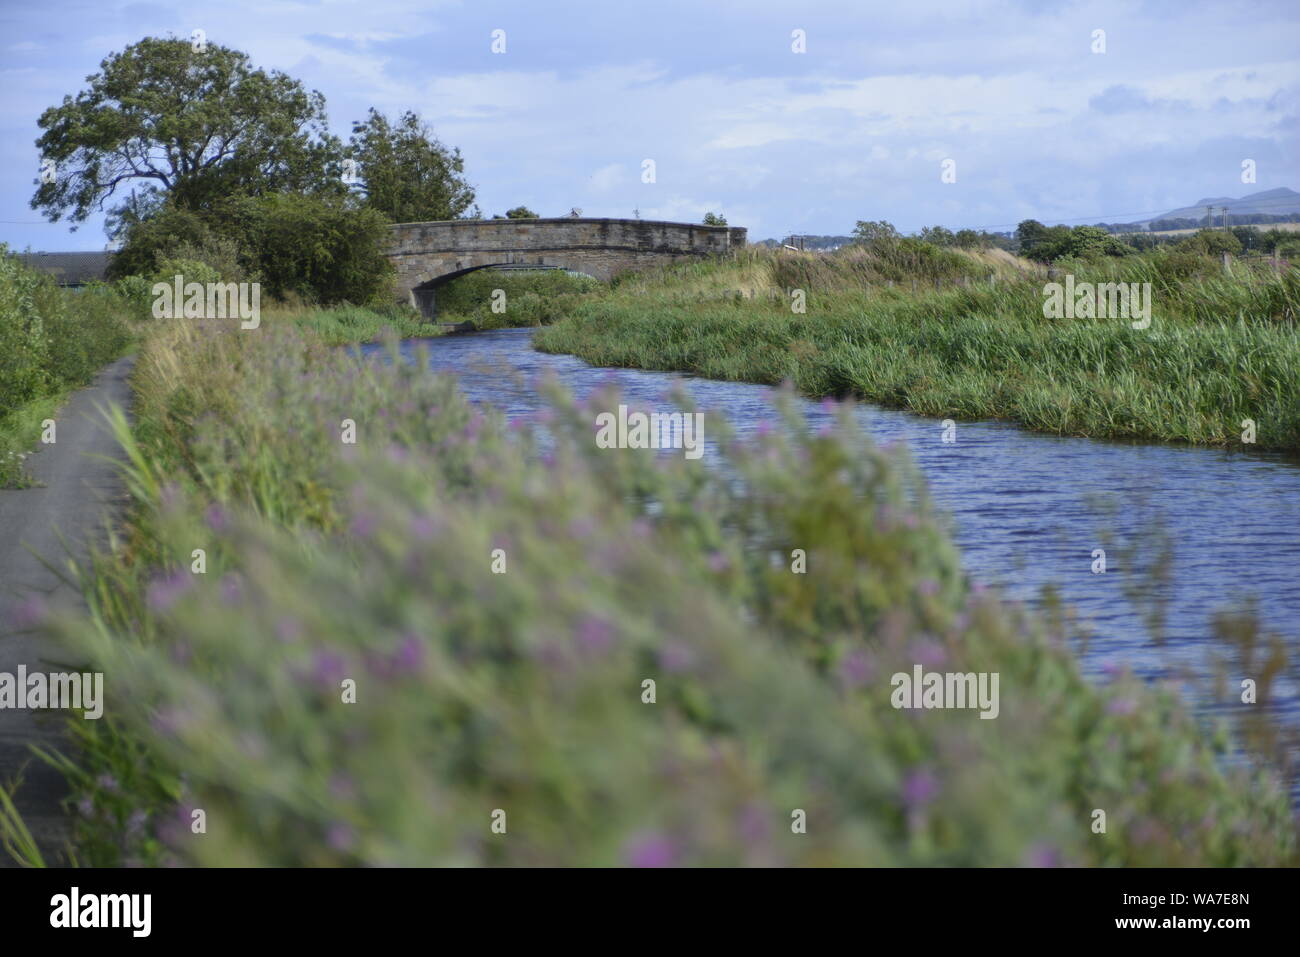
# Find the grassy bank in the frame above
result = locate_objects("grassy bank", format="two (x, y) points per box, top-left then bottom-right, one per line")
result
(534, 246), (1300, 451)
(6, 317), (1295, 866)
(261, 301), (441, 344)
(1, 246), (136, 486)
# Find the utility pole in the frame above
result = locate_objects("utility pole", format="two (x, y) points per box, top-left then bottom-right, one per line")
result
(1205, 205), (1214, 230)
(1220, 206), (1229, 230)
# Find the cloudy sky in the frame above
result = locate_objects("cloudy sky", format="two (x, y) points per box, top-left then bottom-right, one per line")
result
(1, 0), (1297, 250)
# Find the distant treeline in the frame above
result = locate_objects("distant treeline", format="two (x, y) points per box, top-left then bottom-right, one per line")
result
(758, 230), (1018, 252)
(757, 220), (1300, 262)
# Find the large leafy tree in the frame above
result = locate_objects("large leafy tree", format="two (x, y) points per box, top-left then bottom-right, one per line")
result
(348, 109), (478, 222)
(32, 37), (343, 231)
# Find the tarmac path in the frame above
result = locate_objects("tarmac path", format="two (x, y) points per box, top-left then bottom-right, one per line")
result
(0, 356), (134, 866)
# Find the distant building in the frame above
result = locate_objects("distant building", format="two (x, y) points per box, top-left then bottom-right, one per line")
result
(16, 251), (114, 286)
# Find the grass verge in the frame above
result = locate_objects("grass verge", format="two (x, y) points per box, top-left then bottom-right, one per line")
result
(534, 246), (1300, 451)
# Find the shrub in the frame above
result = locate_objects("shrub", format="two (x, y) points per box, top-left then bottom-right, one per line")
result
(152, 258), (223, 290)
(112, 194), (394, 306)
(234, 194), (394, 304)
(107, 205), (219, 281)
(0, 247), (50, 412)
(1178, 229), (1243, 258)
(35, 282), (132, 387)
(1155, 248), (1215, 282)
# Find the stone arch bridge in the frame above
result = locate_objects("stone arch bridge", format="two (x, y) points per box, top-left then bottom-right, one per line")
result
(387, 218), (747, 317)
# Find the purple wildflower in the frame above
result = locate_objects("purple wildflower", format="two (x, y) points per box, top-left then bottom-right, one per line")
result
(839, 649), (872, 687)
(659, 642), (693, 673)
(327, 823), (354, 852)
(576, 616), (615, 653)
(912, 640), (947, 668)
(1106, 696), (1138, 716)
(411, 515), (439, 540)
(146, 571), (192, 614)
(739, 804), (769, 843)
(625, 833), (676, 868)
(220, 573), (243, 605)
(902, 768), (939, 809)
(329, 774), (357, 800)
(312, 652), (348, 688)
(348, 511), (377, 539)
(205, 503), (228, 532)
(393, 633), (424, 671)
(1024, 843), (1062, 867)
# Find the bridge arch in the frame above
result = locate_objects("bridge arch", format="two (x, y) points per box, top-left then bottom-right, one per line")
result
(388, 217), (746, 317)
(409, 261), (601, 317)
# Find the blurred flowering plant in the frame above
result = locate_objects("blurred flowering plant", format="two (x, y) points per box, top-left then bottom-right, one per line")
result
(22, 321), (1295, 867)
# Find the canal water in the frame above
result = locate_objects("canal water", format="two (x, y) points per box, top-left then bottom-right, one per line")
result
(365, 327), (1300, 767)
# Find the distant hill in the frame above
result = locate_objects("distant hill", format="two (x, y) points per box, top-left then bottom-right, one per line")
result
(1129, 187), (1300, 229)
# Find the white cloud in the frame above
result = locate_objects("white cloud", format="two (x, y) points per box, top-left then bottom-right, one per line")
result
(588, 163), (626, 192)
